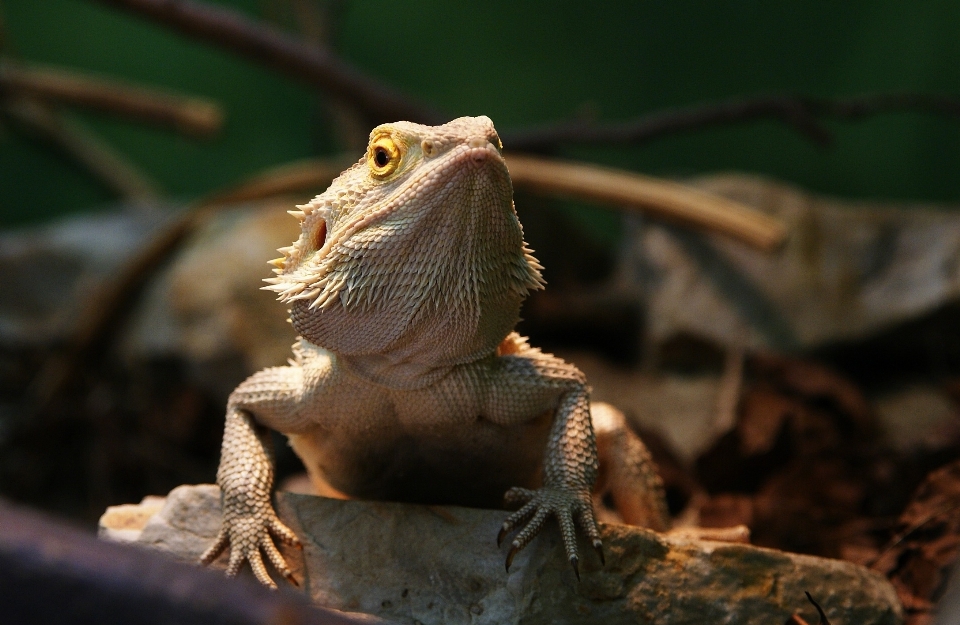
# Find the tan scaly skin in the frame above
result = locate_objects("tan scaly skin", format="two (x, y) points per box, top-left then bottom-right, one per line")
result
(200, 116), (667, 588)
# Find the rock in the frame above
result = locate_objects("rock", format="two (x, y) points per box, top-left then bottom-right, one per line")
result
(874, 386), (960, 452)
(0, 208), (175, 345)
(98, 495), (166, 543)
(618, 174), (960, 352)
(120, 201), (299, 396)
(133, 484), (902, 625)
(137, 484), (228, 561)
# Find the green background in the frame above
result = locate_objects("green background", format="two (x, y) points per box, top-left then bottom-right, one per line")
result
(1, 0), (958, 227)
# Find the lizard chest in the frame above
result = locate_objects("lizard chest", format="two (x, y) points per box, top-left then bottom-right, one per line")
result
(286, 403), (553, 509)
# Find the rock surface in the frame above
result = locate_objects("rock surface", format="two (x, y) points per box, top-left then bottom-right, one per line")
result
(623, 174), (960, 352)
(126, 484), (902, 625)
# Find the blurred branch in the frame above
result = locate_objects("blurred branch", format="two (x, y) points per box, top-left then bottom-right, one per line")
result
(0, 498), (374, 625)
(1, 96), (161, 202)
(88, 0), (443, 125)
(503, 93), (960, 151)
(0, 60), (223, 137)
(506, 154), (787, 251)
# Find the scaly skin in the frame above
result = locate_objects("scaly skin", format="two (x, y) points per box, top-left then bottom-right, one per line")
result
(201, 116), (665, 587)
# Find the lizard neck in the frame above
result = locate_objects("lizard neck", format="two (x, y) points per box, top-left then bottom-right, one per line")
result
(336, 352), (460, 390)
(290, 291), (524, 388)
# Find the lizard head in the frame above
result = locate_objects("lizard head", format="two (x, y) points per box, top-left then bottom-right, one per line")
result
(263, 116), (544, 363)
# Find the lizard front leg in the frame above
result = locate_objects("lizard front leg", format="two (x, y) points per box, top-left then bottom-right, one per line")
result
(497, 387), (602, 579)
(201, 347), (327, 588)
(200, 406), (300, 588)
(486, 334), (603, 579)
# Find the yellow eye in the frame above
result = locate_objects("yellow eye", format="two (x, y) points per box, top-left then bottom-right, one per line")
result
(367, 135), (402, 177)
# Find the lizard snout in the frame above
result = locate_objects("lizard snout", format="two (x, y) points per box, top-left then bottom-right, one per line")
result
(467, 136), (500, 162)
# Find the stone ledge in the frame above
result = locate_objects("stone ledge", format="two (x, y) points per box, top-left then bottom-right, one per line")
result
(107, 484), (903, 625)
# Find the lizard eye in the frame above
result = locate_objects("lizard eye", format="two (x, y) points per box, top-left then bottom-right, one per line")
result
(367, 135), (402, 178)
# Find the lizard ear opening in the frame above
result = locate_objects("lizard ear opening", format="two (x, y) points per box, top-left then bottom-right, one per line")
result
(312, 219), (328, 251)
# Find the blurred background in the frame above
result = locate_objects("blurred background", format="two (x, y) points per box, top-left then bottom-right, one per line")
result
(2, 2), (960, 622)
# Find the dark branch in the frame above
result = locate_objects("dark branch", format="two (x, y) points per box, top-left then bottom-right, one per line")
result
(502, 93), (960, 152)
(0, 498), (369, 625)
(88, 0), (444, 125)
(0, 60), (224, 137)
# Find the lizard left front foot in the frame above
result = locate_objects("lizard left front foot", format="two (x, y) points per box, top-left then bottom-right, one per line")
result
(497, 486), (604, 580)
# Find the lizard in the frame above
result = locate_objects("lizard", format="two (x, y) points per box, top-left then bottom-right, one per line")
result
(200, 116), (668, 588)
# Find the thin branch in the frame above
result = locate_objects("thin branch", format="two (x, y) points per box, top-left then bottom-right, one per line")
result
(0, 60), (224, 137)
(502, 93), (960, 151)
(506, 153), (787, 251)
(1, 96), (161, 202)
(88, 0), (443, 125)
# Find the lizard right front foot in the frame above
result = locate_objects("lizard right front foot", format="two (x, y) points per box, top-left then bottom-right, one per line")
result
(200, 497), (301, 589)
(497, 485), (604, 580)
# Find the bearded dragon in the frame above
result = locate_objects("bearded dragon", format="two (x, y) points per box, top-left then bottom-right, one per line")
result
(200, 116), (668, 588)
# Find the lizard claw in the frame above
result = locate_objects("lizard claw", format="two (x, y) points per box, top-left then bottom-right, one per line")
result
(594, 540), (605, 567)
(498, 486), (602, 578)
(505, 544), (520, 573)
(497, 524), (509, 548)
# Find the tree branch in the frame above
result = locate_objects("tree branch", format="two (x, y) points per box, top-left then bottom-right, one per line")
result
(502, 93), (960, 151)
(506, 154), (786, 251)
(88, 0), (443, 125)
(0, 60), (224, 137)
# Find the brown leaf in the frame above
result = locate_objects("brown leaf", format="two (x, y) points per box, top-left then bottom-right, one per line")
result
(749, 352), (874, 431)
(738, 388), (794, 455)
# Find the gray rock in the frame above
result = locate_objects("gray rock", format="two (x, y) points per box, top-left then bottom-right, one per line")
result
(135, 484), (902, 625)
(618, 174), (960, 352)
(120, 201), (299, 386)
(0, 208), (176, 345)
(138, 484), (226, 561)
